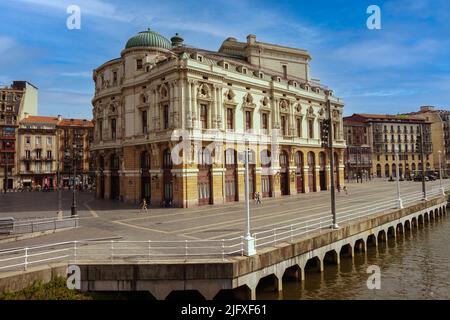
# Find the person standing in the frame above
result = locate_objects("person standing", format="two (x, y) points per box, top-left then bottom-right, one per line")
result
(255, 191), (262, 204)
(140, 198), (148, 214)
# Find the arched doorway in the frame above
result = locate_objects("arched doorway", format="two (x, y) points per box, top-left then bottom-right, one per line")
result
(405, 164), (410, 178)
(260, 149), (272, 198)
(280, 150), (289, 195)
(110, 154), (120, 200)
(376, 164), (382, 178)
(385, 163), (390, 178)
(140, 151), (151, 203)
(307, 152), (316, 192)
(99, 155), (105, 199)
(225, 148), (237, 202)
(334, 151), (340, 188)
(198, 147), (212, 206)
(399, 163), (403, 178)
(295, 151), (304, 193)
(163, 148), (173, 207)
(392, 163), (397, 178)
(319, 151), (326, 191)
(412, 163), (416, 176)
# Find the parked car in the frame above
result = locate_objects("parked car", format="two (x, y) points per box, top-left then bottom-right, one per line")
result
(414, 175), (429, 182)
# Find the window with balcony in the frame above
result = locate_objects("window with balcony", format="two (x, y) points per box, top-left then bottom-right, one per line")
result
(36, 149), (41, 159)
(281, 115), (287, 136)
(47, 137), (52, 146)
(111, 118), (116, 140)
(142, 110), (148, 134)
(262, 113), (268, 130)
(47, 150), (52, 159)
(308, 119), (314, 139)
(35, 162), (41, 173)
(296, 118), (302, 137)
(226, 108), (234, 130)
(200, 104), (208, 129)
(136, 59), (143, 70)
(36, 136), (41, 146)
(164, 105), (170, 129)
(245, 111), (252, 130)
(25, 150), (30, 159)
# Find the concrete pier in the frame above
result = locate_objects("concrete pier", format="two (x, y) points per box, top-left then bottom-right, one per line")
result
(0, 196), (447, 299)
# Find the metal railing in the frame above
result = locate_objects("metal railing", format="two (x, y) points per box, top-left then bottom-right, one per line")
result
(0, 184), (448, 273)
(0, 237), (244, 272)
(0, 217), (78, 236)
(253, 184), (448, 249)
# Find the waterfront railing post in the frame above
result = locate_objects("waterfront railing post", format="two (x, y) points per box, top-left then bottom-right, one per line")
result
(74, 241), (77, 262)
(110, 240), (114, 261)
(221, 239), (225, 261)
(148, 240), (151, 261)
(24, 247), (28, 271)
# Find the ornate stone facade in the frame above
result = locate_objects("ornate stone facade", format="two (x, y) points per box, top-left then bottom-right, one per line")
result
(91, 30), (345, 207)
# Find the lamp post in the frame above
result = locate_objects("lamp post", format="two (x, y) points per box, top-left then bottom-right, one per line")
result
(394, 146), (403, 209)
(325, 90), (338, 229)
(419, 124), (427, 200)
(70, 143), (78, 217)
(439, 150), (445, 195)
(243, 142), (255, 256)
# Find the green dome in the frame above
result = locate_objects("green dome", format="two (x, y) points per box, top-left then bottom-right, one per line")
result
(125, 28), (172, 50)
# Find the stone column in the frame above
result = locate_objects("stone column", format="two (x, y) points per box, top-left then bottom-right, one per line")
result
(303, 166), (310, 193)
(315, 165), (321, 192)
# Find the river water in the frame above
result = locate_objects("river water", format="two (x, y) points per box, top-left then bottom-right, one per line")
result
(258, 214), (450, 300)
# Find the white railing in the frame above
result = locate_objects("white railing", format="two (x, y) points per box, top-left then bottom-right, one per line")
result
(253, 184), (449, 249)
(0, 237), (244, 272)
(0, 217), (78, 236)
(0, 184), (447, 273)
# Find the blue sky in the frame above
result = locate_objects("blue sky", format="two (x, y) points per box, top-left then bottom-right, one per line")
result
(0, 0), (449, 119)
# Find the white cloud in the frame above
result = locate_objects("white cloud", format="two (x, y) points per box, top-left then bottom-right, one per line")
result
(10, 0), (131, 21)
(0, 37), (15, 55)
(60, 71), (92, 78)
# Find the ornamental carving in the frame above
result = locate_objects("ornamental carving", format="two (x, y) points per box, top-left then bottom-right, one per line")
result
(260, 96), (270, 108)
(242, 93), (256, 109)
(307, 106), (315, 117)
(224, 89), (235, 103)
(197, 83), (212, 100)
(279, 99), (289, 112)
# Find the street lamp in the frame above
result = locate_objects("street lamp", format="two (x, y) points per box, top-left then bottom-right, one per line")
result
(325, 90), (339, 229)
(69, 143), (78, 217)
(439, 150), (445, 196)
(243, 141), (255, 256)
(394, 146), (403, 209)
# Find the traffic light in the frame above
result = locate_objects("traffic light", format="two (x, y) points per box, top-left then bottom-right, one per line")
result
(415, 134), (422, 153)
(321, 119), (330, 148)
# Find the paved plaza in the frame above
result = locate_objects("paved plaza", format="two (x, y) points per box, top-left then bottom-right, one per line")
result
(0, 179), (447, 251)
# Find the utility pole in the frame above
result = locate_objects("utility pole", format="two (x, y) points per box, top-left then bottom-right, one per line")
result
(324, 90), (338, 229)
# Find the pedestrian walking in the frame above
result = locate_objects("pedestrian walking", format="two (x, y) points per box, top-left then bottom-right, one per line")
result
(255, 191), (262, 204)
(343, 186), (348, 195)
(140, 198), (148, 214)
(337, 185), (341, 193)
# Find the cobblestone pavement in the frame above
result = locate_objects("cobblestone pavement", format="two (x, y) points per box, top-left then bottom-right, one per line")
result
(0, 179), (447, 250)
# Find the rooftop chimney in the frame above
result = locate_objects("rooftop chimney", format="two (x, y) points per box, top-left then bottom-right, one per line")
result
(57, 115), (62, 121)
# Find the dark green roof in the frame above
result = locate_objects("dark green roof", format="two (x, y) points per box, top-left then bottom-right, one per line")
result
(125, 29), (172, 50)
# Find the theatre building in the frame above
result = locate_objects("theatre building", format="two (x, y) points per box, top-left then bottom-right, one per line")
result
(91, 29), (346, 207)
